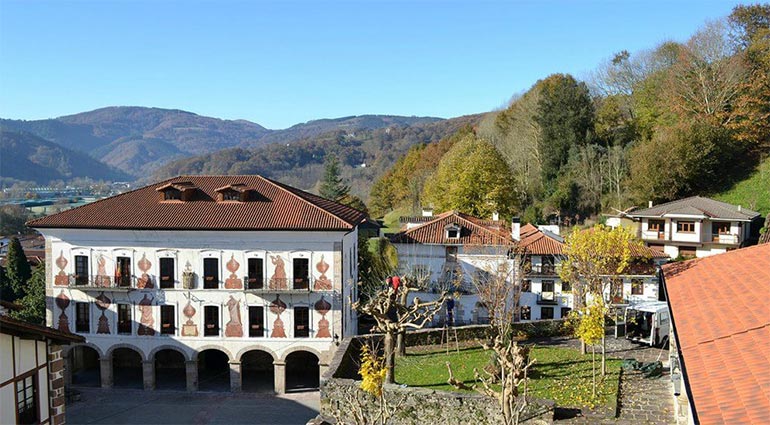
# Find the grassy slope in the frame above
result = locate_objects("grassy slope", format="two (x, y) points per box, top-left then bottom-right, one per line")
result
(396, 346), (621, 409)
(713, 157), (770, 216)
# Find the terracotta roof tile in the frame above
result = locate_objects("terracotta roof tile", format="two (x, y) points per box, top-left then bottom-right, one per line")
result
(663, 244), (770, 424)
(27, 175), (368, 231)
(390, 211), (515, 246)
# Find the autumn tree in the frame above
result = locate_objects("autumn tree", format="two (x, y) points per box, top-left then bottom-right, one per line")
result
(559, 225), (645, 374)
(422, 134), (519, 218)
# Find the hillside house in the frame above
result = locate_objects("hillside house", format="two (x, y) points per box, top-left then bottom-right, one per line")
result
(625, 197), (761, 259)
(27, 175), (367, 395)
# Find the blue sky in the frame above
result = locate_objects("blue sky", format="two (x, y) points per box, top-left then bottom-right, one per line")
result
(0, 0), (743, 129)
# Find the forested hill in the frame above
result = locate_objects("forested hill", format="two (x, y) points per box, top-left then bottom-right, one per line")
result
(0, 130), (133, 184)
(152, 114), (482, 199)
(0, 106), (445, 179)
(369, 4), (770, 221)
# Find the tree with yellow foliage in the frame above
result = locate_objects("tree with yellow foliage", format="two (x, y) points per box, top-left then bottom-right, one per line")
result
(559, 225), (645, 375)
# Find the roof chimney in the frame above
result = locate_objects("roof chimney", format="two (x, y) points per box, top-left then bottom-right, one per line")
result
(738, 205), (742, 212)
(422, 207), (433, 217)
(492, 211), (500, 221)
(511, 217), (521, 241)
(648, 200), (653, 208)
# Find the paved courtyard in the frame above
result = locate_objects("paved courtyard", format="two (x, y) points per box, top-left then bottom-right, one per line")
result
(66, 388), (320, 425)
(554, 336), (676, 424)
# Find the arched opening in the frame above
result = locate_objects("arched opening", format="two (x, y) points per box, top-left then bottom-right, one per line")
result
(285, 351), (319, 392)
(69, 345), (100, 387)
(112, 347), (143, 389)
(197, 349), (230, 392)
(241, 350), (274, 393)
(154, 349), (186, 390)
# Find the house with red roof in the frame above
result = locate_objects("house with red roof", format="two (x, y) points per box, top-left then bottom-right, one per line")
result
(663, 243), (770, 424)
(390, 211), (516, 324)
(390, 211), (668, 324)
(517, 223), (669, 321)
(27, 175), (369, 395)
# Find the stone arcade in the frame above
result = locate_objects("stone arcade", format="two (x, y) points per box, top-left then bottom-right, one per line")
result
(28, 175), (368, 394)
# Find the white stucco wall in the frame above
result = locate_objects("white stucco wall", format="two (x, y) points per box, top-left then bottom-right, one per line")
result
(40, 227), (357, 363)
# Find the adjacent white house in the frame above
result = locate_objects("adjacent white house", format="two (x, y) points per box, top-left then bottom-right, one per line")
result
(1, 303), (84, 425)
(516, 224), (669, 321)
(390, 211), (669, 325)
(27, 175), (368, 395)
(625, 196), (761, 259)
(390, 211), (516, 325)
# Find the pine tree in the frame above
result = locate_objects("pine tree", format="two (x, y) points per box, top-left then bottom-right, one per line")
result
(319, 155), (350, 201)
(4, 237), (31, 301)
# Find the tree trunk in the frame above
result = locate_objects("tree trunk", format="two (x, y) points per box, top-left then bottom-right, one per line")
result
(395, 289), (409, 357)
(601, 333), (606, 376)
(396, 331), (406, 356)
(591, 345), (596, 398)
(384, 332), (396, 384)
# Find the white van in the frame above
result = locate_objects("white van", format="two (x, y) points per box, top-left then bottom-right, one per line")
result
(624, 301), (670, 347)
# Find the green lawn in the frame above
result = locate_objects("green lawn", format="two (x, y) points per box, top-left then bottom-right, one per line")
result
(714, 156), (770, 216)
(396, 346), (621, 409)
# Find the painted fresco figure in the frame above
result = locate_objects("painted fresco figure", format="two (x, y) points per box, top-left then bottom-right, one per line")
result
(225, 295), (243, 337)
(137, 294), (155, 335)
(269, 255), (287, 290)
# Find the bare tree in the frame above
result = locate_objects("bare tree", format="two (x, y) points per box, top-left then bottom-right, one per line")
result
(353, 278), (447, 384)
(445, 250), (535, 425)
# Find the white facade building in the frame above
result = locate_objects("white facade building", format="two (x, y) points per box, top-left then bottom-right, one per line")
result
(28, 175), (367, 394)
(390, 211), (516, 325)
(626, 197), (761, 258)
(517, 223), (669, 321)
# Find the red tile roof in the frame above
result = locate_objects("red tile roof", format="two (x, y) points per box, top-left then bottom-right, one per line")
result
(663, 244), (770, 425)
(390, 211), (515, 246)
(517, 224), (667, 259)
(27, 175), (369, 231)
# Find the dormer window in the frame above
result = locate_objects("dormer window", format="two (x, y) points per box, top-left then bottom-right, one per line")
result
(156, 181), (197, 201)
(164, 189), (182, 201)
(221, 190), (240, 201)
(445, 223), (461, 239)
(214, 184), (253, 202)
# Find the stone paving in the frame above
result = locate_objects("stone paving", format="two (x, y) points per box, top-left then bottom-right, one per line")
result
(551, 336), (676, 424)
(66, 387), (320, 424)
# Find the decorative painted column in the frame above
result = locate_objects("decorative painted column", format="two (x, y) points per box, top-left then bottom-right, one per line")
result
(273, 360), (286, 394)
(99, 357), (113, 388)
(229, 361), (242, 392)
(142, 360), (155, 390)
(185, 360), (198, 392)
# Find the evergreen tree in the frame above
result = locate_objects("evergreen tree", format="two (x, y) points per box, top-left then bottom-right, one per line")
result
(10, 263), (46, 325)
(4, 237), (31, 301)
(319, 154), (350, 201)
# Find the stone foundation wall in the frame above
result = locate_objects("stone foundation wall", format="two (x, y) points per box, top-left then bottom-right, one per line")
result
(321, 333), (555, 424)
(321, 378), (554, 425)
